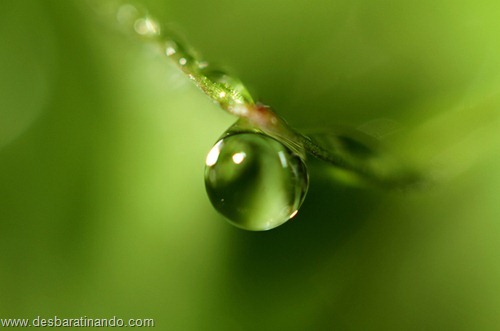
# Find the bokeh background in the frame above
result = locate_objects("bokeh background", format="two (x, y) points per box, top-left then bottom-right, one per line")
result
(1, 0), (500, 329)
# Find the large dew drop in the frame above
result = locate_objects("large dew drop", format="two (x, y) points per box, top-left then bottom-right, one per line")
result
(205, 132), (309, 231)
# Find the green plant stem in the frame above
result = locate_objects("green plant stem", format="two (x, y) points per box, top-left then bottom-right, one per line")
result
(90, 0), (425, 189)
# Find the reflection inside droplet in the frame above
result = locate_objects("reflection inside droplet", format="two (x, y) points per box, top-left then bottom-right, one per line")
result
(232, 152), (246, 164)
(201, 68), (254, 106)
(166, 46), (176, 56)
(205, 131), (309, 231)
(278, 151), (288, 168)
(197, 61), (209, 69)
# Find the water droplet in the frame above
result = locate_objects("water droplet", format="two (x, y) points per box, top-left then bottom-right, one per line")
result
(205, 131), (309, 231)
(201, 68), (254, 106)
(163, 39), (199, 70)
(134, 16), (160, 36)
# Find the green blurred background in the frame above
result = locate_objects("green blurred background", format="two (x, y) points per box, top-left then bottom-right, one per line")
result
(1, 0), (500, 329)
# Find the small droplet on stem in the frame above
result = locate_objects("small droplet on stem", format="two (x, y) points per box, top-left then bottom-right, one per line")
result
(201, 69), (254, 107)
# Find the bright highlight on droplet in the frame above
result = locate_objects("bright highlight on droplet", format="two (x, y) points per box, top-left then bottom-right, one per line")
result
(206, 141), (223, 167)
(205, 131), (309, 231)
(232, 152), (246, 164)
(278, 151), (288, 168)
(134, 17), (160, 36)
(179, 58), (187, 66)
(197, 61), (209, 69)
(166, 47), (176, 56)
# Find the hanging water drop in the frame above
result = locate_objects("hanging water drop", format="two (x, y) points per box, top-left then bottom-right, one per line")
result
(205, 130), (309, 231)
